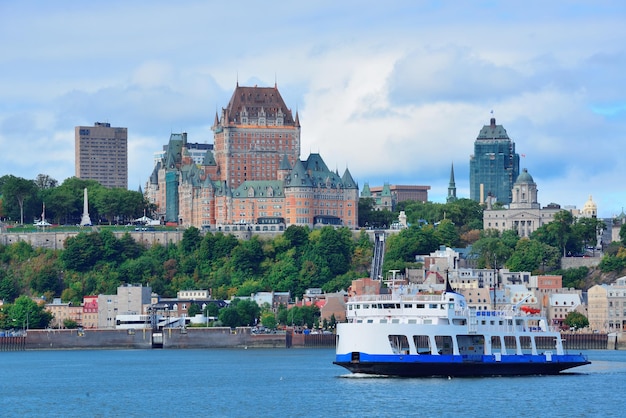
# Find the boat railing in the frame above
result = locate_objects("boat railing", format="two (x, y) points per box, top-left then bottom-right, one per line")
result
(349, 294), (443, 303)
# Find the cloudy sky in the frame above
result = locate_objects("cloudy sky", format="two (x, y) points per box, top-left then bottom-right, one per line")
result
(1, 1), (625, 217)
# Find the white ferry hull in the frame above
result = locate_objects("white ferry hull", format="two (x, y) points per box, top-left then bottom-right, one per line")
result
(334, 319), (590, 377)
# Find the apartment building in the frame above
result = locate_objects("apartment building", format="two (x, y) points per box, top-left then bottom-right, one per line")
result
(75, 122), (128, 188)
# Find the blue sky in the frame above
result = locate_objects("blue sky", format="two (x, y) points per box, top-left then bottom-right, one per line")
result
(1, 1), (625, 217)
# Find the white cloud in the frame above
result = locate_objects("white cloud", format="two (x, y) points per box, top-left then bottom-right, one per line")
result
(1, 1), (625, 218)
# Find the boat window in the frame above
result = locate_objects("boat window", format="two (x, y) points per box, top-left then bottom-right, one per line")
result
(503, 336), (517, 351)
(408, 319), (417, 324)
(404, 304), (412, 308)
(413, 335), (431, 354)
(429, 304), (438, 309)
(391, 319), (400, 324)
(491, 336), (501, 350)
(535, 336), (555, 349)
(388, 335), (410, 355)
(456, 335), (484, 355)
(363, 304), (369, 309)
(416, 304), (425, 309)
(452, 319), (466, 325)
(519, 336), (532, 352)
(355, 304), (360, 309)
(380, 319), (387, 324)
(435, 336), (454, 355)
(367, 319), (373, 323)
(348, 305), (352, 310)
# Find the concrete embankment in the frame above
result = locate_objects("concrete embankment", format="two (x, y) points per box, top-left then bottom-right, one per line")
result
(22, 327), (288, 350)
(8, 329), (618, 351)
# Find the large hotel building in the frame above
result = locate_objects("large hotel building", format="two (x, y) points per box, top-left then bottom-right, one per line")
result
(75, 122), (128, 188)
(146, 83), (359, 230)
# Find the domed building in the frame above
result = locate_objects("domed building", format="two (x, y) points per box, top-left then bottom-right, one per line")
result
(581, 195), (598, 218)
(483, 168), (562, 237)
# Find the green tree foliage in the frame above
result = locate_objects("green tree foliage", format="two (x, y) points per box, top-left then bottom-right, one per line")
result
(286, 304), (320, 328)
(556, 267), (589, 289)
(260, 311), (277, 329)
(471, 229), (517, 269)
(599, 247), (626, 273)
(218, 299), (261, 327)
(181, 226), (202, 254)
(6, 295), (53, 329)
(620, 223), (626, 246)
(384, 224), (439, 270)
(1, 175), (39, 224)
(505, 239), (560, 273)
(434, 218), (459, 247)
(0, 269), (19, 302)
(358, 198), (396, 228)
(187, 303), (201, 317)
(564, 311), (589, 330)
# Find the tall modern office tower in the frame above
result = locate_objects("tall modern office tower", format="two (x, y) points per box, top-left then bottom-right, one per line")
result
(75, 122), (128, 188)
(469, 117), (519, 205)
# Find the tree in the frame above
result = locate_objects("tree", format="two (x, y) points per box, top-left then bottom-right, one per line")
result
(506, 239), (560, 273)
(187, 303), (201, 317)
(34, 174), (58, 190)
(181, 226), (202, 254)
(471, 229), (515, 269)
(434, 218), (459, 247)
(564, 311), (589, 330)
(261, 312), (277, 329)
(7, 296), (53, 329)
(1, 175), (38, 224)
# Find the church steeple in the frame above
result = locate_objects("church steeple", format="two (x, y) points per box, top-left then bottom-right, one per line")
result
(447, 163), (457, 203)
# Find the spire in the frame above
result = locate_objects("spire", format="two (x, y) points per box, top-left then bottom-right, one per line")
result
(447, 163), (457, 203)
(341, 167), (358, 189)
(295, 111), (300, 127)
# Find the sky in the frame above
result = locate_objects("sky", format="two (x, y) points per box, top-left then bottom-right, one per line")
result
(1, 1), (625, 218)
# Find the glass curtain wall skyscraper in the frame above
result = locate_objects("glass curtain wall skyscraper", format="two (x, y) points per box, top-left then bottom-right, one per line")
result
(469, 117), (519, 205)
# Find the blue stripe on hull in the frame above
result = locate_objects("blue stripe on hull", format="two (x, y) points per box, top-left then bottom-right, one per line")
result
(334, 353), (590, 377)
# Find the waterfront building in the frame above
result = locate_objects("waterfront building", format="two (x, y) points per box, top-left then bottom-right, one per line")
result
(97, 284), (152, 329)
(548, 292), (584, 329)
(588, 277), (626, 332)
(82, 295), (98, 329)
(469, 117), (519, 204)
(45, 298), (83, 329)
(75, 122), (128, 188)
(145, 84), (359, 230)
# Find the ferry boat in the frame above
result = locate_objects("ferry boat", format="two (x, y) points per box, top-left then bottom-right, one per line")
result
(334, 277), (590, 377)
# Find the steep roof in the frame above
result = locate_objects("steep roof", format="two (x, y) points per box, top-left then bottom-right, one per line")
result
(279, 154), (292, 170)
(202, 150), (216, 166)
(285, 159), (314, 188)
(341, 168), (358, 189)
(476, 117), (510, 141)
(223, 84), (296, 125)
(232, 180), (285, 198)
(164, 133), (185, 169)
(361, 182), (372, 197)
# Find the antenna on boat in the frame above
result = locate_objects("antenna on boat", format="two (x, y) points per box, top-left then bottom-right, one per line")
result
(445, 269), (454, 294)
